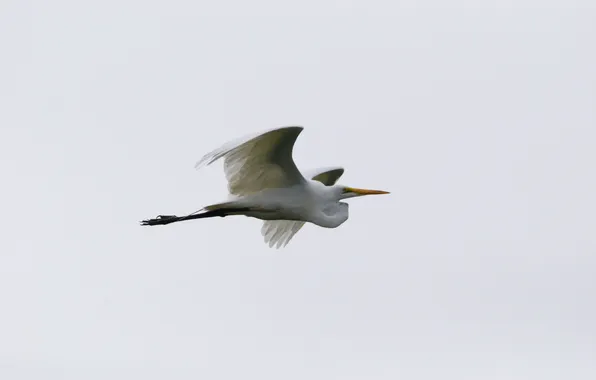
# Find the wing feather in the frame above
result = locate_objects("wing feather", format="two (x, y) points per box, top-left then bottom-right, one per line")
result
(261, 220), (306, 249)
(304, 167), (345, 186)
(195, 126), (306, 196)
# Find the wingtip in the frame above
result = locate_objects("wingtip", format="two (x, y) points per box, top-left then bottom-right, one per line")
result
(194, 158), (208, 170)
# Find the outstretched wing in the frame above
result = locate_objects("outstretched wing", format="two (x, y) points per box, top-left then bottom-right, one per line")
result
(261, 220), (306, 249)
(259, 167), (344, 248)
(195, 126), (306, 196)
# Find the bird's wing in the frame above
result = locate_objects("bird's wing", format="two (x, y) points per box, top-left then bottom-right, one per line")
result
(306, 167), (345, 186)
(261, 220), (306, 249)
(195, 126), (306, 196)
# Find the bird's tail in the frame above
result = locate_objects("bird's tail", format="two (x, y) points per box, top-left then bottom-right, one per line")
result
(140, 202), (249, 226)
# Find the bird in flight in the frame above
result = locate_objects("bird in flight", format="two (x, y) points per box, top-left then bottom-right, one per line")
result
(141, 126), (389, 248)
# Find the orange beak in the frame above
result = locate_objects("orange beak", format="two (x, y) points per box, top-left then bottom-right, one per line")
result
(344, 187), (390, 196)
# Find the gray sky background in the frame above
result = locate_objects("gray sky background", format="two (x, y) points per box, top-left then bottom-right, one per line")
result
(1, 0), (595, 379)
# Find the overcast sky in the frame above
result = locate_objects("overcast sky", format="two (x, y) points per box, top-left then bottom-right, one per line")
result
(1, 0), (595, 379)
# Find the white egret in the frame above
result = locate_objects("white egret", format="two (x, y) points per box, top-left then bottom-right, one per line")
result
(141, 126), (389, 248)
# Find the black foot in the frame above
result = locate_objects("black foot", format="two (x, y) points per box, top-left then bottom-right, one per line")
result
(141, 215), (178, 226)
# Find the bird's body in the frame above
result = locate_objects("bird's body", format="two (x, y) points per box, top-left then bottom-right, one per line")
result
(141, 126), (389, 248)
(216, 182), (349, 228)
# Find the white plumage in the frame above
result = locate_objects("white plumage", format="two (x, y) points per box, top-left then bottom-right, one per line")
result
(195, 126), (305, 196)
(142, 126), (389, 248)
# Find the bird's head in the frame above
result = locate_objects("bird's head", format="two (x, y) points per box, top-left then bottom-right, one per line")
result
(336, 185), (390, 200)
